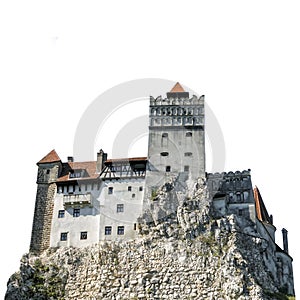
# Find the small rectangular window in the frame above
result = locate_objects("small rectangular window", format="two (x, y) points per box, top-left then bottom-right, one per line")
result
(162, 133), (168, 138)
(73, 208), (80, 217)
(80, 231), (87, 240)
(60, 232), (68, 241)
(117, 226), (124, 235)
(166, 166), (171, 172)
(184, 152), (193, 157)
(108, 187), (113, 194)
(128, 186), (132, 191)
(139, 186), (143, 191)
(134, 223), (137, 230)
(117, 204), (124, 213)
(105, 226), (112, 235)
(58, 210), (65, 218)
(132, 193), (136, 198)
(184, 165), (189, 172)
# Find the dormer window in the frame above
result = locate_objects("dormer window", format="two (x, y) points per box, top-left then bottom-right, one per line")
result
(69, 169), (86, 178)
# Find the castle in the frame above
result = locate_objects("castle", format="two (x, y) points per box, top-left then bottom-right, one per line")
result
(29, 82), (294, 295)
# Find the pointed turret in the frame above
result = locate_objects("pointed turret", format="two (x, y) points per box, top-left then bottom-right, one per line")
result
(37, 149), (61, 165)
(253, 186), (276, 241)
(253, 186), (273, 224)
(170, 82), (185, 93)
(167, 82), (189, 98)
(30, 149), (62, 253)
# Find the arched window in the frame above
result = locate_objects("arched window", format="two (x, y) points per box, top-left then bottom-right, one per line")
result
(186, 132), (192, 137)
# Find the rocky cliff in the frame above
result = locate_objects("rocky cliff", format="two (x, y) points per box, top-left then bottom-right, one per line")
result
(5, 180), (295, 300)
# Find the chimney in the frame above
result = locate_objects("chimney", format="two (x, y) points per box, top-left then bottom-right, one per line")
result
(67, 156), (74, 162)
(270, 214), (273, 225)
(282, 228), (289, 253)
(96, 149), (107, 173)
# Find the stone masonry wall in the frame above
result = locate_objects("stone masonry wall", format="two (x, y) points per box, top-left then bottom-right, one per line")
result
(29, 183), (56, 254)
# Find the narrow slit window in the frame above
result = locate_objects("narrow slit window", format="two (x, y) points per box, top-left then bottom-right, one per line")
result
(184, 152), (193, 157)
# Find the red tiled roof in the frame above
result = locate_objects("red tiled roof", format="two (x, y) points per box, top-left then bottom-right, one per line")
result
(105, 157), (147, 164)
(56, 161), (98, 182)
(170, 82), (185, 93)
(38, 149), (61, 164)
(49, 155), (147, 182)
(253, 186), (272, 224)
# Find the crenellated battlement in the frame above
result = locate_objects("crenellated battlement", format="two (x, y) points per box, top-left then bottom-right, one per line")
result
(149, 96), (204, 128)
(149, 94), (204, 106)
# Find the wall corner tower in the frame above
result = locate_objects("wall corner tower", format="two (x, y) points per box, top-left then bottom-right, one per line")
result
(29, 149), (62, 254)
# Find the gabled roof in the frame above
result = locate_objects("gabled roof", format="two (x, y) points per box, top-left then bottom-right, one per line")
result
(37, 149), (61, 164)
(170, 82), (185, 93)
(253, 186), (273, 224)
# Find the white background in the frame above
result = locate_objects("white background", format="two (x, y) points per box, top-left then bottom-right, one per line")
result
(0, 0), (299, 297)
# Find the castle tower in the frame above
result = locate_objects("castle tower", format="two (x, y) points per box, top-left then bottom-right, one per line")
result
(29, 149), (62, 254)
(143, 83), (205, 220)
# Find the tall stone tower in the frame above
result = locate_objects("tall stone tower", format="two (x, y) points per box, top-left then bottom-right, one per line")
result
(143, 83), (205, 220)
(29, 149), (61, 254)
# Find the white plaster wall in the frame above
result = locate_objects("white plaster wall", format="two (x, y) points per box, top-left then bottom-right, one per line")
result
(99, 178), (145, 241)
(50, 183), (102, 248)
(147, 128), (205, 181)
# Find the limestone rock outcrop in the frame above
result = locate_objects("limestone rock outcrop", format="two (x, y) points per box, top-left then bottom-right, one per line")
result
(5, 181), (294, 300)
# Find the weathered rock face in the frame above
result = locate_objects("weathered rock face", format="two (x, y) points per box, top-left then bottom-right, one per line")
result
(5, 181), (294, 300)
